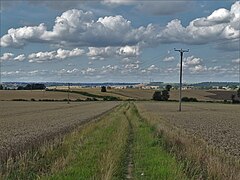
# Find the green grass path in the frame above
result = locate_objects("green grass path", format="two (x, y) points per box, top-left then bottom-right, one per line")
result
(126, 103), (185, 179)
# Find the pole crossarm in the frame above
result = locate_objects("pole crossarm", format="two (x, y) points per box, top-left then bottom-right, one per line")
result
(174, 48), (189, 112)
(174, 48), (189, 53)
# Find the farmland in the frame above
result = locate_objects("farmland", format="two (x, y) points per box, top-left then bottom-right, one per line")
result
(0, 90), (89, 101)
(0, 88), (237, 102)
(1, 0), (239, 178)
(0, 102), (185, 179)
(136, 102), (240, 157)
(49, 86), (237, 101)
(136, 101), (240, 178)
(0, 99), (240, 179)
(0, 101), (119, 158)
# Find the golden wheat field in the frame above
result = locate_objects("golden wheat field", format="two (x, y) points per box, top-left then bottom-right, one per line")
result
(0, 101), (119, 158)
(136, 101), (240, 157)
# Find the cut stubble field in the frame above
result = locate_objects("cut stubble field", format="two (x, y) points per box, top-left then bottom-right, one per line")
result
(0, 101), (119, 158)
(0, 90), (89, 101)
(136, 102), (240, 157)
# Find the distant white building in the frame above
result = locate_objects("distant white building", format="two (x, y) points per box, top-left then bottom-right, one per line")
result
(142, 86), (159, 90)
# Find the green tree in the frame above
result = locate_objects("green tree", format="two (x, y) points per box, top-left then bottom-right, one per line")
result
(152, 90), (169, 101)
(152, 91), (162, 101)
(101, 86), (107, 92)
(161, 90), (170, 101)
(0, 85), (3, 90)
(165, 85), (172, 91)
(237, 88), (240, 98)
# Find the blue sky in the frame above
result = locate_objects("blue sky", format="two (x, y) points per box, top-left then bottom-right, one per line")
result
(0, 0), (239, 83)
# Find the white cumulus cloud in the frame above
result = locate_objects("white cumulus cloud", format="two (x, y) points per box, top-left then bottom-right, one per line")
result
(87, 45), (140, 60)
(28, 48), (84, 63)
(0, 9), (156, 48)
(0, 24), (47, 48)
(189, 65), (207, 73)
(163, 56), (175, 62)
(232, 58), (240, 63)
(1, 1), (239, 52)
(0, 53), (14, 61)
(184, 56), (202, 65)
(158, 1), (240, 49)
(14, 54), (26, 61)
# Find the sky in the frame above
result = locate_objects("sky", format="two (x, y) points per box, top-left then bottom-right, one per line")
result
(0, 0), (239, 83)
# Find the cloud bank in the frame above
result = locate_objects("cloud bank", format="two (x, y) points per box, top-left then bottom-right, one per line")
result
(1, 1), (239, 52)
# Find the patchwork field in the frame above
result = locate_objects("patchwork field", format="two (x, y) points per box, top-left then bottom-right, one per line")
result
(69, 87), (237, 101)
(0, 101), (119, 158)
(0, 88), (236, 102)
(136, 101), (240, 157)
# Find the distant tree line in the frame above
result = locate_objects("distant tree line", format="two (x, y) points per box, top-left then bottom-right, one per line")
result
(17, 83), (46, 90)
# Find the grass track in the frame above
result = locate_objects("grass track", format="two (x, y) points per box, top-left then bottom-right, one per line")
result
(126, 103), (185, 179)
(41, 103), (130, 179)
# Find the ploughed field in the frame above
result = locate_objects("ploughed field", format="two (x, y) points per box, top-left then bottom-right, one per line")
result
(136, 102), (240, 157)
(0, 101), (119, 158)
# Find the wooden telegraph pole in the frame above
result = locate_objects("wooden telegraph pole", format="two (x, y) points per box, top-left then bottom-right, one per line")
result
(68, 83), (70, 104)
(174, 48), (189, 111)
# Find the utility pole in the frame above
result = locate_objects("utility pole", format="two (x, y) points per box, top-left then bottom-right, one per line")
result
(238, 56), (240, 88)
(0, 55), (2, 89)
(0, 44), (2, 89)
(68, 83), (70, 104)
(0, 58), (2, 89)
(174, 48), (189, 112)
